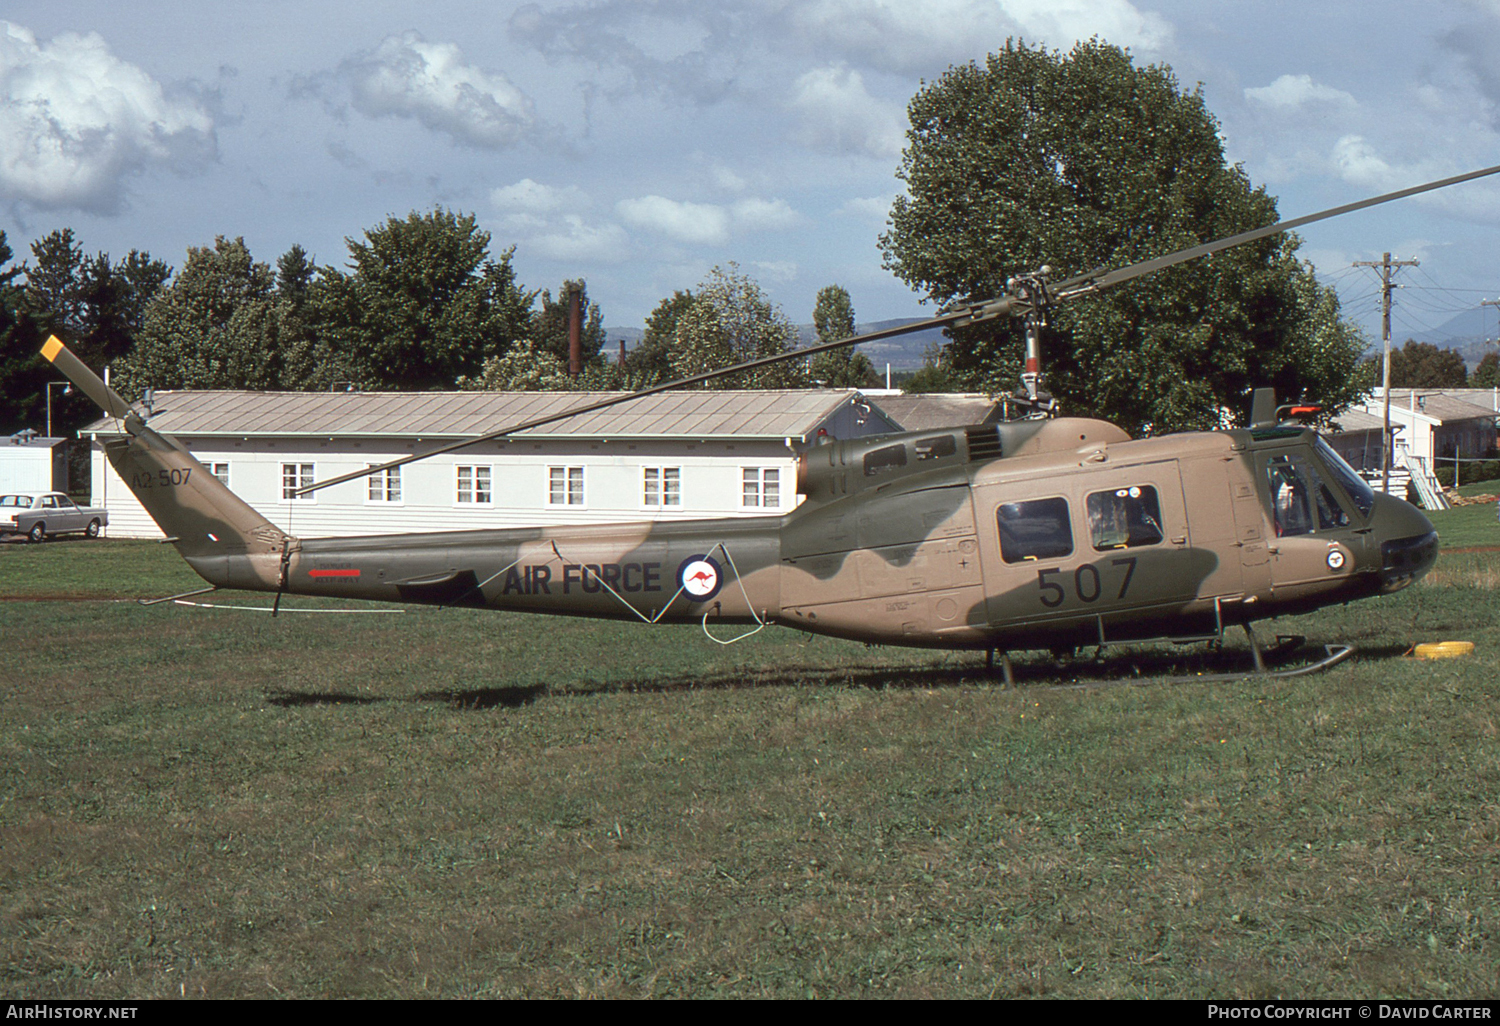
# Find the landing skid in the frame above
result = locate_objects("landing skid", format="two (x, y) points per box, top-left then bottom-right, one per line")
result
(987, 623), (1355, 687)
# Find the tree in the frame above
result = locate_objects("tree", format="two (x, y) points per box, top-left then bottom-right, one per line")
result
(670, 265), (806, 389)
(1387, 340), (1467, 388)
(116, 237), (289, 393)
(530, 279), (606, 368)
(1472, 351), (1500, 388)
(807, 284), (874, 387)
(0, 232), (47, 434)
(309, 209), (533, 390)
(880, 39), (1367, 433)
(618, 290), (695, 387)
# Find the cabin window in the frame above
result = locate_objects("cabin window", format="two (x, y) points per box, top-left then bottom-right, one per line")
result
(1266, 453), (1350, 536)
(914, 434), (958, 461)
(368, 465), (402, 503)
(864, 443), (908, 476)
(1087, 485), (1164, 550)
(643, 467), (681, 507)
(549, 466), (584, 505)
(743, 468), (780, 508)
(1313, 438), (1375, 519)
(457, 466), (492, 504)
(997, 497), (1074, 563)
(281, 463), (314, 501)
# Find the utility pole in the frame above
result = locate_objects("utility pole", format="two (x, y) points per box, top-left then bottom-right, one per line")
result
(1353, 253), (1418, 493)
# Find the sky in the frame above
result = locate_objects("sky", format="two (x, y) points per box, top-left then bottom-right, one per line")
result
(4, 0), (1500, 346)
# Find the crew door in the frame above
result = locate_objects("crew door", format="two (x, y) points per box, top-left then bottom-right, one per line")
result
(976, 460), (1204, 642)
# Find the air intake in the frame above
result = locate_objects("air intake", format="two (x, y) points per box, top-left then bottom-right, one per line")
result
(965, 425), (1002, 462)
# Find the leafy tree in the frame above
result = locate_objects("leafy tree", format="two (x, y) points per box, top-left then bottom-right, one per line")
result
(902, 344), (960, 393)
(0, 232), (47, 434)
(530, 279), (606, 369)
(1356, 341), (1469, 390)
(880, 39), (1366, 433)
(619, 289), (695, 386)
(808, 284), (874, 387)
(116, 237), (289, 393)
(1390, 340), (1467, 388)
(671, 264), (806, 389)
(459, 337), (616, 392)
(310, 209), (533, 390)
(1472, 351), (1500, 389)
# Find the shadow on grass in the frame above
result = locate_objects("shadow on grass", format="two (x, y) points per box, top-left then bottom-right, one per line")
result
(267, 684), (549, 709)
(263, 641), (1411, 710)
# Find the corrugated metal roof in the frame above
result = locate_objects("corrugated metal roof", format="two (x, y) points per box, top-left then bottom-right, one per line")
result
(873, 394), (1001, 431)
(84, 388), (879, 441)
(1360, 390), (1500, 425)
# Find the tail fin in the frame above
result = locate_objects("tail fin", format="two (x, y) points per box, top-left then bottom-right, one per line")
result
(42, 337), (292, 581)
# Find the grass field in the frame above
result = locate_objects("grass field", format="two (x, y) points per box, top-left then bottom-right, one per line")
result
(2, 520), (1498, 999)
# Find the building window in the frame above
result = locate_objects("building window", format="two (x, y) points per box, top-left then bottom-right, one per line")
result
(206, 462), (229, 487)
(643, 467), (681, 507)
(457, 465), (492, 505)
(281, 463), (315, 501)
(368, 465), (402, 503)
(742, 467), (780, 508)
(549, 466), (584, 505)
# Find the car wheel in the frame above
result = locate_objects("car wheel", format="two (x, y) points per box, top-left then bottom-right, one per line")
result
(28, 523), (45, 543)
(86, 519), (101, 538)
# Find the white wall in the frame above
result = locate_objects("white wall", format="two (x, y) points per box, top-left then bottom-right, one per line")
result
(92, 435), (801, 539)
(0, 444), (60, 493)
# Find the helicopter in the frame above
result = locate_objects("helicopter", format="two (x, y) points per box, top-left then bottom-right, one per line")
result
(42, 165), (1497, 680)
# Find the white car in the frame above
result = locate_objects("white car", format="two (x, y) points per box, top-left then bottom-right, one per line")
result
(0, 492), (108, 542)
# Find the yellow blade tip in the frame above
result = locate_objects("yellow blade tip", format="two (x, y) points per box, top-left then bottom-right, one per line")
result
(41, 336), (64, 362)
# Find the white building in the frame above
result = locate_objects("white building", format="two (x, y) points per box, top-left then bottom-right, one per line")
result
(85, 389), (901, 539)
(0, 434), (68, 493)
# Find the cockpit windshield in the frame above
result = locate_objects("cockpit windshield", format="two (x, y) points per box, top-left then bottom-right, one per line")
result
(1267, 452), (1353, 536)
(1314, 437), (1375, 519)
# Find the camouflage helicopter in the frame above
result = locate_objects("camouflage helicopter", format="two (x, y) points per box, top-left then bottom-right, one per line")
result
(43, 165), (1497, 681)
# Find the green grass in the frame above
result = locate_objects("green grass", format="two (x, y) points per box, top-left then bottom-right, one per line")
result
(1428, 484), (1500, 549)
(2, 540), (1498, 998)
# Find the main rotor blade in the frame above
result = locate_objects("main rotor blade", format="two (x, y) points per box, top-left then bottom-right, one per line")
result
(1052, 163), (1500, 300)
(299, 162), (1500, 496)
(296, 310), (978, 495)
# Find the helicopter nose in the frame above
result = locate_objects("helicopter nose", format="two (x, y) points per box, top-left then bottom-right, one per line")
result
(1370, 492), (1439, 592)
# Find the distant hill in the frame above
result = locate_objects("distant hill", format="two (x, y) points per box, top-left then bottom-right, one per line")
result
(1396, 305), (1500, 370)
(603, 317), (949, 370)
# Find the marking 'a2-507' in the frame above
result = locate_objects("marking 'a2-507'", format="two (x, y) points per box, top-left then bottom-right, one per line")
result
(1036, 557), (1137, 608)
(130, 467), (192, 489)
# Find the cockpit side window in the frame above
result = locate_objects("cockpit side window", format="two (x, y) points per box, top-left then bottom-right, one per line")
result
(1087, 485), (1164, 550)
(1267, 452), (1351, 536)
(1314, 437), (1375, 519)
(914, 434), (958, 461)
(997, 497), (1074, 563)
(864, 443), (908, 477)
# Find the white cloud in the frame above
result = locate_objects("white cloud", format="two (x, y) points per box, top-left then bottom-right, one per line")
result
(1245, 74), (1357, 109)
(617, 195), (730, 244)
(730, 197), (801, 230)
(837, 195), (893, 220)
(752, 260), (798, 283)
(337, 32), (534, 148)
(616, 193), (801, 244)
(491, 178), (585, 213)
(789, 65), (904, 157)
(783, 0), (1171, 74)
(525, 215), (630, 262)
(1331, 135), (1398, 190)
(0, 21), (215, 213)
(510, 0), (1170, 100)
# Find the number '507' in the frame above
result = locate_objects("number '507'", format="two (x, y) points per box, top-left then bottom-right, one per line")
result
(1036, 557), (1137, 607)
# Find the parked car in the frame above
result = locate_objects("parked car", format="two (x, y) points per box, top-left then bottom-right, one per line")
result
(0, 492), (108, 542)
